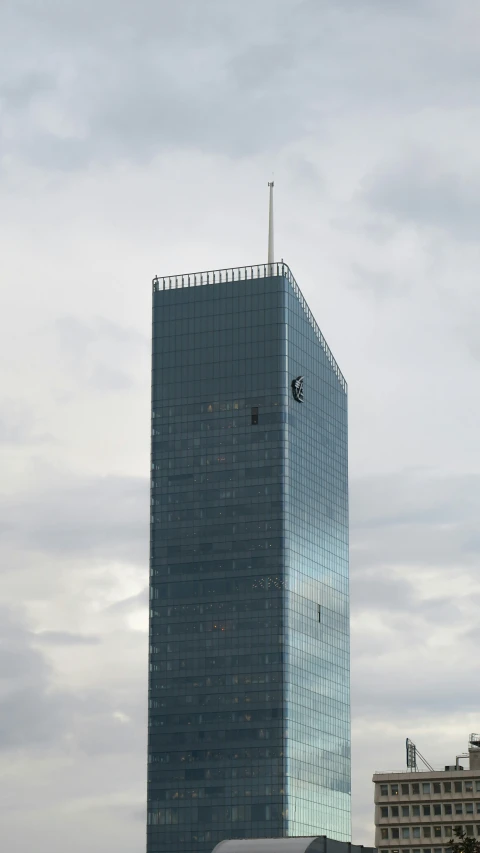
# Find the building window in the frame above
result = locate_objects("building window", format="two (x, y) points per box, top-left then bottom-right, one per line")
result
(466, 804), (474, 815)
(402, 806), (410, 817)
(402, 828), (410, 839)
(391, 806), (399, 817)
(465, 826), (474, 836)
(380, 785), (388, 796)
(424, 827), (432, 838)
(423, 783), (431, 794)
(455, 781), (463, 793)
(402, 784), (410, 795)
(381, 807), (388, 818)
(466, 782), (473, 793)
(251, 407), (258, 425)
(477, 826), (480, 836)
(434, 805), (442, 816)
(413, 828), (421, 839)
(413, 806), (421, 817)
(434, 848), (442, 853)
(424, 806), (431, 816)
(391, 784), (399, 796)
(381, 829), (388, 840)
(444, 826), (452, 837)
(434, 827), (442, 837)
(433, 783), (441, 794)
(318, 605), (321, 622)
(445, 805), (452, 815)
(391, 829), (400, 839)
(476, 782), (480, 793)
(424, 849), (432, 853)
(444, 782), (452, 793)
(412, 784), (420, 795)
(413, 848), (421, 853)
(477, 805), (480, 814)
(455, 804), (463, 815)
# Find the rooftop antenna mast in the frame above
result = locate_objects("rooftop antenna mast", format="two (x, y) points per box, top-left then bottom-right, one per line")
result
(406, 738), (434, 772)
(268, 180), (274, 271)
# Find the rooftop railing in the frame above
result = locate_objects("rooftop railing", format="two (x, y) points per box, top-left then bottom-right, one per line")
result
(373, 768), (471, 775)
(152, 261), (347, 393)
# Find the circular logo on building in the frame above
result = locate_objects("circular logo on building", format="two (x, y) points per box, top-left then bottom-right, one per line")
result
(291, 376), (304, 403)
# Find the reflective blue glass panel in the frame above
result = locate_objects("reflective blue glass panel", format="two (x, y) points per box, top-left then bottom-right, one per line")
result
(147, 267), (350, 853)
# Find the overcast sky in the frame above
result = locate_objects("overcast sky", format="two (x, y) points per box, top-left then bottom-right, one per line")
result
(2, 0), (480, 850)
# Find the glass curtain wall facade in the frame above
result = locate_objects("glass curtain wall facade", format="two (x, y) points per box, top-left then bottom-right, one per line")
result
(147, 263), (350, 853)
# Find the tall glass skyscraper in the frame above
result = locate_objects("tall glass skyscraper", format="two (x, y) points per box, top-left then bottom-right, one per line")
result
(147, 262), (350, 853)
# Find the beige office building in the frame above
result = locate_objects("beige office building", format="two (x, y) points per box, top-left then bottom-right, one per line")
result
(373, 736), (480, 853)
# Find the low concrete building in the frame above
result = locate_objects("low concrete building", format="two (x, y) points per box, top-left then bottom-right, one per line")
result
(373, 735), (480, 853)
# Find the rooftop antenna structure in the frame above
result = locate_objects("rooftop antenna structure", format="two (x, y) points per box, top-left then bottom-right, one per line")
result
(268, 180), (274, 272)
(406, 738), (434, 772)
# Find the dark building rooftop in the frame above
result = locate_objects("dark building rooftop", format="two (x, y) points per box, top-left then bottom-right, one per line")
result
(212, 837), (376, 853)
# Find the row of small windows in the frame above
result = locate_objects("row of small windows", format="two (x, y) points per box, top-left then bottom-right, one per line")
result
(149, 671), (282, 693)
(380, 848), (449, 853)
(150, 575), (284, 601)
(380, 781), (480, 796)
(148, 783), (283, 801)
(149, 707), (282, 727)
(156, 485), (283, 504)
(149, 765), (280, 782)
(147, 803), (282, 825)
(150, 600), (283, 622)
(149, 727), (281, 749)
(148, 745), (284, 764)
(152, 433), (283, 454)
(380, 826), (480, 840)
(150, 616), (283, 635)
(150, 653), (283, 673)
(380, 803), (480, 817)
(153, 450), (283, 469)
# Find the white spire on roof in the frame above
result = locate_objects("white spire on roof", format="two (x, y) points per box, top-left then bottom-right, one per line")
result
(268, 180), (274, 269)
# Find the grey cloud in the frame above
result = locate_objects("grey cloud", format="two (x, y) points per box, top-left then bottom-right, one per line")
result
(54, 315), (147, 355)
(89, 363), (135, 391)
(286, 155), (326, 195)
(0, 605), (76, 748)
(0, 70), (55, 109)
(350, 469), (480, 571)
(360, 154), (480, 240)
(73, 700), (147, 757)
(0, 685), (77, 749)
(350, 468), (480, 721)
(53, 315), (148, 393)
(227, 43), (295, 90)
(0, 399), (53, 445)
(352, 671), (480, 716)
(1, 471), (149, 563)
(348, 263), (407, 299)
(108, 588), (149, 615)
(0, 604), (146, 755)
(32, 631), (102, 646)
(0, 0), (306, 170)
(3, 0), (480, 171)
